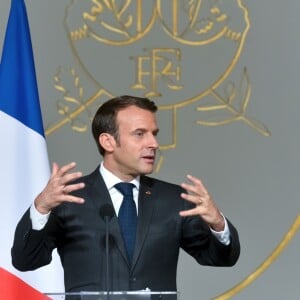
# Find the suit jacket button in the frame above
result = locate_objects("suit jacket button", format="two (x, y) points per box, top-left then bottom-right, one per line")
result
(130, 277), (137, 282)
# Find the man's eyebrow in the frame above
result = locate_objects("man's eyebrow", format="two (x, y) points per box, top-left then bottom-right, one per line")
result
(153, 128), (159, 135)
(132, 127), (159, 133)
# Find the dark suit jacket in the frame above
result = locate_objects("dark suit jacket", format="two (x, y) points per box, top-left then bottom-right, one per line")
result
(12, 167), (240, 292)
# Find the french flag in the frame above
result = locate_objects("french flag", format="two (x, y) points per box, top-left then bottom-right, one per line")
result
(0, 0), (63, 297)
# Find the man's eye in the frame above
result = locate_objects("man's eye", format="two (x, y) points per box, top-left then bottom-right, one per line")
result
(135, 131), (144, 136)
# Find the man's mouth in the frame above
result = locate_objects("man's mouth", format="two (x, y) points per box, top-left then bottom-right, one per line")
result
(141, 155), (156, 163)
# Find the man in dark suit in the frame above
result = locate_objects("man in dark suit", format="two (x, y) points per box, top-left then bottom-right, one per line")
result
(12, 95), (240, 295)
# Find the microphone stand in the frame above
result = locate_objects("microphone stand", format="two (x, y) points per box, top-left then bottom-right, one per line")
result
(100, 204), (114, 300)
(104, 215), (110, 300)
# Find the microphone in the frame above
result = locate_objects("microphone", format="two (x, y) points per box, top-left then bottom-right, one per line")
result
(99, 204), (115, 300)
(100, 204), (115, 221)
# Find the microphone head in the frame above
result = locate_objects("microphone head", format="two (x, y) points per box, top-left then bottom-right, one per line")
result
(100, 204), (115, 220)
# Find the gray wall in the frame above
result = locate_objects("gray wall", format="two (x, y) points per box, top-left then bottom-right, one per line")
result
(1, 1), (299, 299)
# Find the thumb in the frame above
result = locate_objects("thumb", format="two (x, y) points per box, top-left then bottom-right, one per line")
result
(50, 162), (60, 177)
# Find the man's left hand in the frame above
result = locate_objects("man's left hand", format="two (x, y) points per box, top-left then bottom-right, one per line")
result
(179, 174), (225, 232)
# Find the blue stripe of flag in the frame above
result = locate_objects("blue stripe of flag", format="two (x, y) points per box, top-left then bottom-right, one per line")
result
(0, 0), (44, 136)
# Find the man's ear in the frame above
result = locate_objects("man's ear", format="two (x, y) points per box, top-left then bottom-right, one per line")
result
(99, 133), (116, 153)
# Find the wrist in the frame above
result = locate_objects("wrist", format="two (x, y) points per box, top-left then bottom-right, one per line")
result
(210, 216), (225, 232)
(34, 194), (51, 215)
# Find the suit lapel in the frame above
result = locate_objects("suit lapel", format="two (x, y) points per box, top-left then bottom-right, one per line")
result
(88, 168), (129, 265)
(131, 176), (156, 269)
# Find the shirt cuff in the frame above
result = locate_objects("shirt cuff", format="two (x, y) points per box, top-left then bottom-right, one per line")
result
(30, 203), (50, 230)
(210, 214), (231, 246)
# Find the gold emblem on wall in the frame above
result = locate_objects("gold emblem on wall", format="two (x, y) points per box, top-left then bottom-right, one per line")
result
(46, 0), (270, 150)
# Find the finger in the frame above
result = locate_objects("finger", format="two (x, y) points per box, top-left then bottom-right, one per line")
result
(62, 194), (85, 204)
(58, 162), (77, 177)
(50, 162), (60, 178)
(180, 184), (207, 201)
(181, 192), (205, 206)
(62, 182), (85, 195)
(184, 174), (208, 195)
(179, 207), (200, 217)
(181, 192), (197, 204)
(61, 171), (83, 186)
(180, 182), (199, 195)
(186, 174), (208, 194)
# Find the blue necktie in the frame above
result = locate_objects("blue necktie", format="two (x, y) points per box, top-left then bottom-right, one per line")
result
(115, 182), (137, 262)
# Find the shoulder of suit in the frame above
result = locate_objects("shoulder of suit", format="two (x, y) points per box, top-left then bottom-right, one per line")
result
(69, 166), (101, 185)
(141, 175), (182, 190)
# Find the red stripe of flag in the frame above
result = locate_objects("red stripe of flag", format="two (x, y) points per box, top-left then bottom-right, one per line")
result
(0, 268), (51, 300)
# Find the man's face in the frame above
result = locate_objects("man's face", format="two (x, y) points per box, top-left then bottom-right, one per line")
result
(104, 105), (159, 181)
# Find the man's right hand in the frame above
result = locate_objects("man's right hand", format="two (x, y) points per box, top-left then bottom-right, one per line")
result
(34, 162), (85, 214)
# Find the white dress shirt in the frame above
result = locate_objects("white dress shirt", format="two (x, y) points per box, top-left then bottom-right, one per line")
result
(100, 163), (139, 215)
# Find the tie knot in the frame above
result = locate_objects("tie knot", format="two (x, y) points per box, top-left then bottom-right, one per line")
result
(115, 182), (135, 197)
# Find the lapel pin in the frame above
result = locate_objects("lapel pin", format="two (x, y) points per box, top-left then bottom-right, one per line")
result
(145, 191), (151, 195)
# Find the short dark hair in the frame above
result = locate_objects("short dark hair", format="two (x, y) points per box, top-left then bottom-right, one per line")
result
(92, 95), (158, 156)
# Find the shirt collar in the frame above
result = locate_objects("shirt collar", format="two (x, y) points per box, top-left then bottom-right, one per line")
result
(99, 162), (140, 191)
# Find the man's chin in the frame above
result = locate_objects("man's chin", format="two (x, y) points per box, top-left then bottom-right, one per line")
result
(140, 165), (154, 175)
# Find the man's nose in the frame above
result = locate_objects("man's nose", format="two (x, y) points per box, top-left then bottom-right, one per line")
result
(149, 134), (159, 149)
